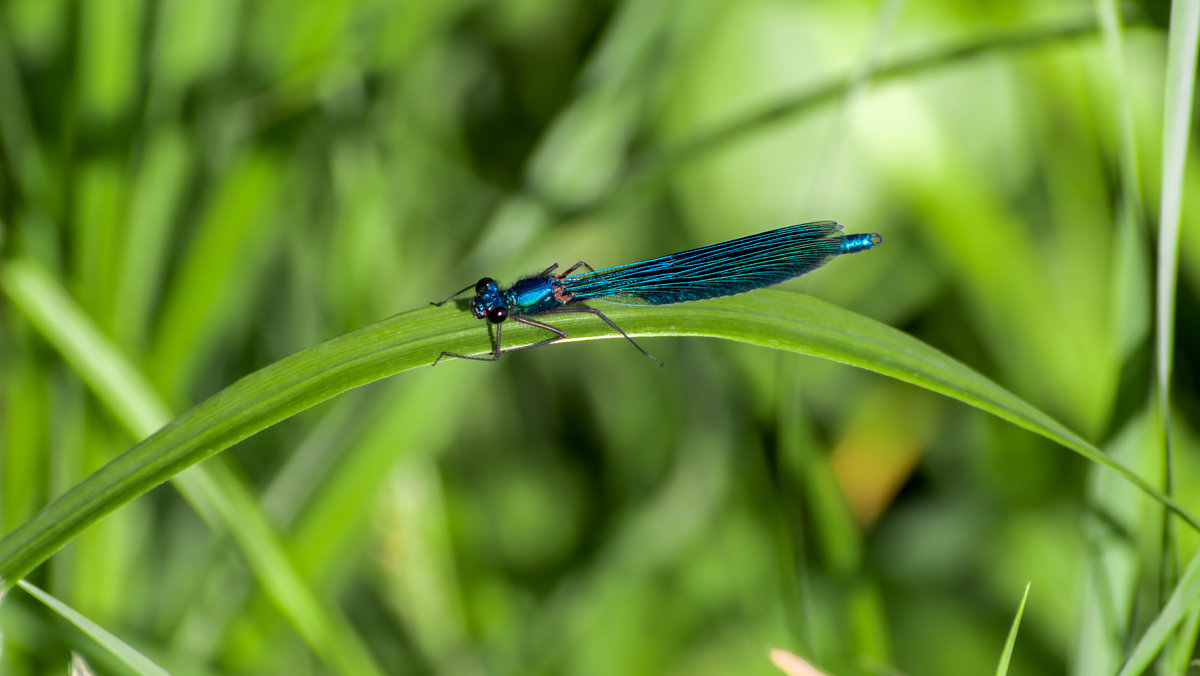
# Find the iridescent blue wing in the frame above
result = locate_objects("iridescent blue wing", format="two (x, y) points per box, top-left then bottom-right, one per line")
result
(561, 221), (857, 306)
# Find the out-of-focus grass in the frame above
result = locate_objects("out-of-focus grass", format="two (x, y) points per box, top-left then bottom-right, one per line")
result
(0, 1), (1197, 675)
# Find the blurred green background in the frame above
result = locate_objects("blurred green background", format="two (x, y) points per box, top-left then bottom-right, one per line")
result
(1, 0), (1198, 674)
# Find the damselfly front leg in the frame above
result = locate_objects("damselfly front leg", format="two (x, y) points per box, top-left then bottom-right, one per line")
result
(432, 314), (569, 365)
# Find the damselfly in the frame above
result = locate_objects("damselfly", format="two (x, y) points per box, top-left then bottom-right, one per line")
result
(432, 221), (881, 365)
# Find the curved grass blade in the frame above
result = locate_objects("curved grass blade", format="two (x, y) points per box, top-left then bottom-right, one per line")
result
(17, 580), (169, 676)
(1, 288), (1197, 590)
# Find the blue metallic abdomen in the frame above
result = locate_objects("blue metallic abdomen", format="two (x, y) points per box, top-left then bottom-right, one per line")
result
(841, 232), (882, 254)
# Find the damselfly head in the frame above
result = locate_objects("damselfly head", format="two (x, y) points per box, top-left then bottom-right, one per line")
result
(470, 278), (508, 323)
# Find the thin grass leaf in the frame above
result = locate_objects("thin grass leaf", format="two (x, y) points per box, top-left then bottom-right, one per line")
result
(1154, 0), (1199, 396)
(0, 259), (384, 676)
(1073, 412), (1156, 676)
(70, 653), (95, 676)
(1, 285), (1197, 593)
(1169, 607), (1200, 674)
(552, 11), (1142, 222)
(776, 366), (861, 659)
(1153, 0), (1199, 659)
(1095, 0), (1151, 362)
(1117, 548), (1200, 676)
(17, 580), (169, 676)
(769, 648), (828, 676)
(114, 128), (191, 348)
(995, 582), (1031, 676)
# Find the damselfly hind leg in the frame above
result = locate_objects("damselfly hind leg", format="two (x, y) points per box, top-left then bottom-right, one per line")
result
(535, 260), (595, 280)
(537, 306), (662, 366)
(557, 261), (595, 278)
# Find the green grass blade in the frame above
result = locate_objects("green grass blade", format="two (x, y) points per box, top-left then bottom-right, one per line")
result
(0, 258), (172, 432)
(176, 462), (384, 676)
(1096, 0), (1152, 364)
(1, 287), (1197, 590)
(0, 23), (51, 205)
(1117, 548), (1200, 676)
(1153, 0), (1200, 663)
(1073, 412), (1157, 675)
(0, 258), (384, 676)
(1154, 0), (1198, 398)
(995, 582), (1031, 676)
(17, 580), (169, 676)
(555, 12), (1137, 221)
(1169, 605), (1200, 674)
(150, 151), (283, 394)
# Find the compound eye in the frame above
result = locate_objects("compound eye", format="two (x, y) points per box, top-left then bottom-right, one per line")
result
(487, 307), (508, 324)
(475, 278), (495, 294)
